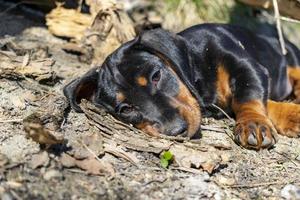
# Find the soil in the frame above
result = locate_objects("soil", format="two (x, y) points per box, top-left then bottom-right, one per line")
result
(0, 3), (300, 200)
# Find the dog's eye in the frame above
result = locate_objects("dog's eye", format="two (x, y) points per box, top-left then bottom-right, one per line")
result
(118, 104), (133, 115)
(151, 70), (161, 86)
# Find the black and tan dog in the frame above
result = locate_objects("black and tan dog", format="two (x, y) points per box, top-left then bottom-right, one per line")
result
(64, 23), (300, 150)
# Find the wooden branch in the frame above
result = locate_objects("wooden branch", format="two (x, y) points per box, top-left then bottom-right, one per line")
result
(272, 0), (287, 55)
(280, 16), (300, 24)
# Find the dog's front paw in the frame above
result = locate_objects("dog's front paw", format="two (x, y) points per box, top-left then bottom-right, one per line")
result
(268, 101), (300, 137)
(234, 118), (276, 150)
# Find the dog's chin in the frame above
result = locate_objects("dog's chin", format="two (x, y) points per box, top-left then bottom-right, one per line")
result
(190, 129), (201, 139)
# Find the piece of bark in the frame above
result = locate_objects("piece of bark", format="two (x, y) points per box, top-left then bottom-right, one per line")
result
(83, 3), (135, 66)
(46, 6), (92, 41)
(80, 100), (224, 173)
(0, 51), (60, 85)
(80, 100), (172, 154)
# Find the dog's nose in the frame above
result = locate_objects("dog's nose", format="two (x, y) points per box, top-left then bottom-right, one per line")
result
(167, 122), (187, 136)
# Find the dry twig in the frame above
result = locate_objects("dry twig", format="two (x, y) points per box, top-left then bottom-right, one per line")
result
(226, 180), (298, 188)
(211, 104), (235, 123)
(280, 16), (300, 24)
(0, 118), (23, 123)
(80, 140), (103, 163)
(272, 0), (287, 55)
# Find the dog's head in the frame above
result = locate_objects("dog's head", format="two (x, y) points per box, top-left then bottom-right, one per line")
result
(64, 29), (202, 138)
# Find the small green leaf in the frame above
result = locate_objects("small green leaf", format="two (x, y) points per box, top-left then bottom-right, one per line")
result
(162, 151), (173, 161)
(160, 151), (173, 169)
(160, 158), (169, 169)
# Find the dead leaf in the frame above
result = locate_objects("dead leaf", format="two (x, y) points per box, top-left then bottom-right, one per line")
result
(60, 152), (114, 176)
(60, 153), (76, 168)
(169, 144), (221, 174)
(75, 158), (115, 176)
(23, 113), (65, 147)
(201, 161), (218, 174)
(28, 151), (50, 169)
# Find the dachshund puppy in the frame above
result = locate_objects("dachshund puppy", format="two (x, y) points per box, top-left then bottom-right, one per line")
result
(64, 23), (300, 150)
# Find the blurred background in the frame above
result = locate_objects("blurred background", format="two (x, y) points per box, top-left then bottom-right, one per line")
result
(1, 0), (300, 64)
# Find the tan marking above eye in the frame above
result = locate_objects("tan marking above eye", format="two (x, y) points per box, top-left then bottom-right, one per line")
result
(137, 76), (148, 86)
(116, 92), (125, 102)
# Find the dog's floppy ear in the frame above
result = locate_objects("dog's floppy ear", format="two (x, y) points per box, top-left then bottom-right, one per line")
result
(63, 67), (99, 112)
(138, 28), (202, 104)
(138, 29), (194, 79)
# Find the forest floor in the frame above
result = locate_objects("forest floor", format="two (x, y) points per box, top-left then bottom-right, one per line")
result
(0, 3), (300, 200)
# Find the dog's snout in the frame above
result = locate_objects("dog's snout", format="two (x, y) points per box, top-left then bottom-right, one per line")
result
(166, 121), (187, 136)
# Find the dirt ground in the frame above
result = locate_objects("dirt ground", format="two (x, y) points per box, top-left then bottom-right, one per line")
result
(1, 3), (300, 200)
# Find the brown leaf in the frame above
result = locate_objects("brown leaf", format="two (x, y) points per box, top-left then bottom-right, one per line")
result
(23, 113), (64, 146)
(75, 158), (115, 176)
(60, 152), (114, 176)
(201, 161), (218, 174)
(28, 151), (50, 169)
(60, 153), (76, 168)
(170, 144), (221, 173)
